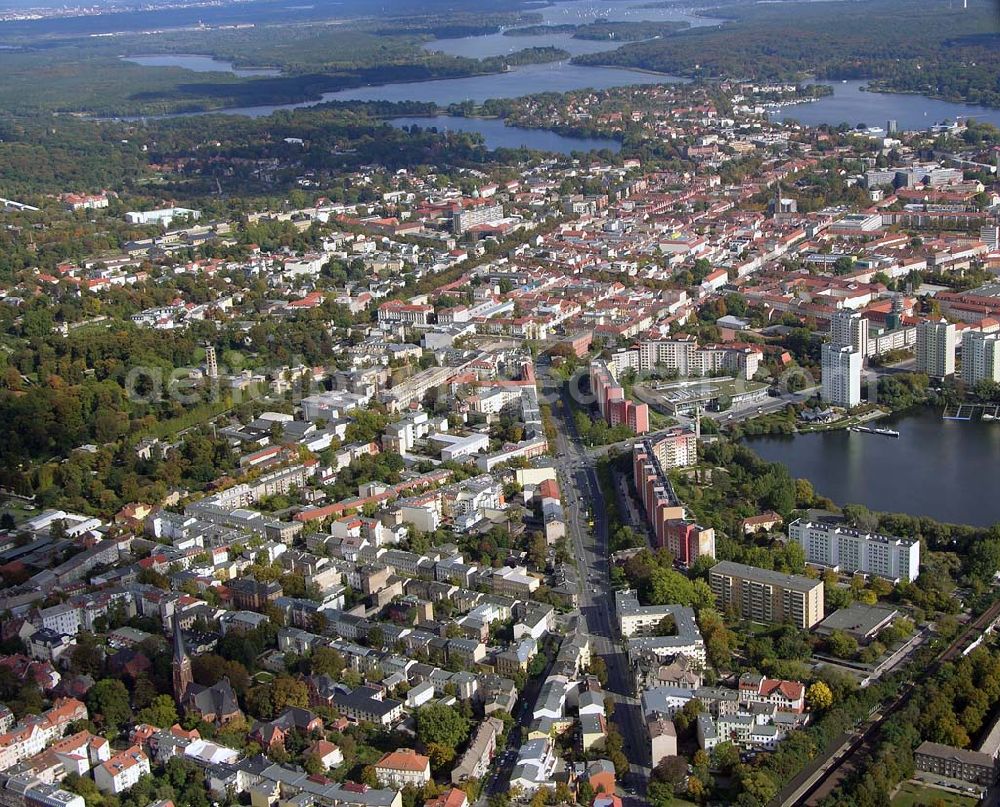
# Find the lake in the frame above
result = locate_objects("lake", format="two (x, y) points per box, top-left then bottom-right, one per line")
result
(744, 408), (1000, 527)
(326, 63), (686, 106)
(122, 54), (280, 78)
(769, 80), (1000, 131)
(422, 0), (717, 60)
(194, 63), (687, 118)
(112, 0), (1000, 136)
(423, 29), (626, 60)
(388, 115), (620, 153)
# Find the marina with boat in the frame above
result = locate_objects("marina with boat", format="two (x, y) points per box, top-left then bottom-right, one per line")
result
(943, 403), (1000, 422)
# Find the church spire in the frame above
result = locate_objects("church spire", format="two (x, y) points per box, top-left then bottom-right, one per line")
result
(172, 615), (192, 702)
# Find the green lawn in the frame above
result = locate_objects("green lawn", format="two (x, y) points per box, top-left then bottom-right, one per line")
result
(0, 500), (39, 525)
(253, 671), (275, 683)
(891, 781), (979, 807)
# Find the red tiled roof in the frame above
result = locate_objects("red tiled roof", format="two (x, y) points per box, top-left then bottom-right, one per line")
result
(376, 748), (430, 772)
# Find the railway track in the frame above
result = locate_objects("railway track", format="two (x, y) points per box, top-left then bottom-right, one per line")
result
(780, 598), (1000, 806)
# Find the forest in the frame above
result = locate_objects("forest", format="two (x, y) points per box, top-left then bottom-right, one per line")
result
(0, 101), (534, 202)
(0, 6), (557, 117)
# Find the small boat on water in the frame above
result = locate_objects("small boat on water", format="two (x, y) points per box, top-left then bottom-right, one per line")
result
(852, 425), (899, 437)
(983, 413), (997, 422)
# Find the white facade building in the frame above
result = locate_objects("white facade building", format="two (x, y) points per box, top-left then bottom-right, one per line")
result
(789, 518), (920, 582)
(962, 331), (1000, 386)
(821, 343), (861, 408)
(916, 320), (956, 379)
(830, 310), (870, 358)
(94, 746), (150, 794)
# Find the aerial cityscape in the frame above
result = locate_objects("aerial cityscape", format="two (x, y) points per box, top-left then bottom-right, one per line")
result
(0, 1), (999, 806)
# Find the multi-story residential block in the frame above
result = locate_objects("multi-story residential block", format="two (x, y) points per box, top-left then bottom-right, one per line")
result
(914, 741), (999, 787)
(509, 738), (558, 795)
(617, 590), (682, 637)
(737, 674), (805, 713)
(451, 717), (503, 784)
(590, 360), (649, 434)
(616, 590), (705, 664)
(93, 746), (150, 794)
(38, 605), (82, 637)
(244, 766), (402, 807)
(916, 319), (956, 378)
(615, 337), (763, 380)
(962, 331), (1000, 385)
(648, 714), (677, 768)
(647, 428), (698, 471)
(708, 561), (824, 629)
(452, 201), (503, 235)
(829, 309), (870, 358)
(0, 699), (88, 771)
(788, 518), (920, 582)
(491, 566), (540, 598)
(495, 637), (537, 677)
(331, 687), (403, 727)
(663, 519), (716, 570)
(821, 343), (861, 408)
(632, 435), (712, 568)
(374, 749), (431, 789)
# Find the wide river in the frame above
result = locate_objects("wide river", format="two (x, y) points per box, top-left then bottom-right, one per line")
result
(744, 408), (1000, 527)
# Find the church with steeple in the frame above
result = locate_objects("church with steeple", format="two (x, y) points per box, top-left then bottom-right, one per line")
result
(171, 615), (243, 726)
(172, 616), (193, 701)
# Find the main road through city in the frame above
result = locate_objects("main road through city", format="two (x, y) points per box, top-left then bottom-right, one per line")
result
(480, 367), (654, 805)
(476, 374), (651, 807)
(545, 371), (653, 799)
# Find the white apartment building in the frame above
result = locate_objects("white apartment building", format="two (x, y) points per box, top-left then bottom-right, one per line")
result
(0, 698), (89, 771)
(821, 343), (861, 408)
(94, 746), (150, 794)
(619, 338), (762, 380)
(916, 320), (956, 379)
(616, 590), (706, 664)
(39, 604), (83, 636)
(377, 301), (434, 326)
(830, 310), (870, 358)
(789, 518), (920, 582)
(469, 387), (522, 415)
(962, 331), (1000, 385)
(125, 207), (200, 228)
(301, 390), (368, 423)
(617, 590), (680, 637)
(453, 202), (503, 234)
